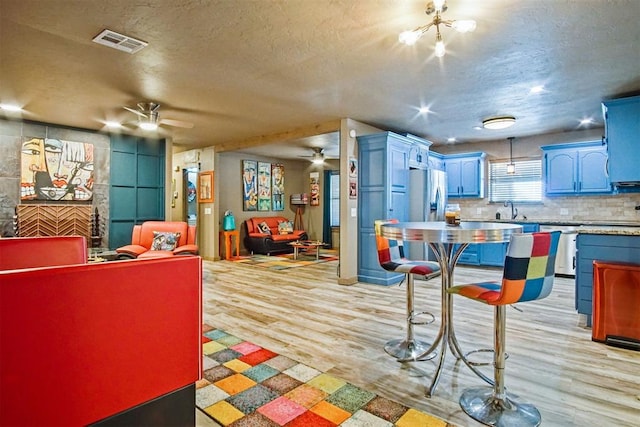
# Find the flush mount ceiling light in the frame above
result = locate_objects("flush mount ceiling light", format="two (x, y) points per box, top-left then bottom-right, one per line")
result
(482, 116), (516, 130)
(399, 0), (476, 57)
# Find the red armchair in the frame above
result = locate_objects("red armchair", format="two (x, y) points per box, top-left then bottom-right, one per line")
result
(116, 221), (198, 259)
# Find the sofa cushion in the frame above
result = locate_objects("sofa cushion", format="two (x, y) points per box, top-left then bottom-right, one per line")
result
(151, 231), (181, 251)
(278, 220), (293, 235)
(257, 221), (271, 235)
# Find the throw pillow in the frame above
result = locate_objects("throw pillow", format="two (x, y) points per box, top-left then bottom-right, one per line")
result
(151, 231), (181, 251)
(278, 220), (294, 235)
(257, 221), (271, 235)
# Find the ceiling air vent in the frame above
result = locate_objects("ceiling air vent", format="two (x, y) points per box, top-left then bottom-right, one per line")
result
(92, 29), (148, 54)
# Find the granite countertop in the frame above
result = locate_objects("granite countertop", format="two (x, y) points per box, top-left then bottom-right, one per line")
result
(489, 219), (640, 227)
(576, 226), (640, 236)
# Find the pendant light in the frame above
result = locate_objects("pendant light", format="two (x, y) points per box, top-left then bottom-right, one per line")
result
(507, 137), (516, 175)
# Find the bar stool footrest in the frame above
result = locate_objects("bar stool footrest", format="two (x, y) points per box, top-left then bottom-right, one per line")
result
(464, 348), (509, 367)
(410, 311), (436, 326)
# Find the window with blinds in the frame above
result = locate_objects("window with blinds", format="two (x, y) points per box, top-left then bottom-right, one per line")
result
(489, 159), (542, 203)
(330, 173), (340, 226)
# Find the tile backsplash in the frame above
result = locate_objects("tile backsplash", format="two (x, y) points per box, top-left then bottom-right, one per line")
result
(458, 193), (640, 224)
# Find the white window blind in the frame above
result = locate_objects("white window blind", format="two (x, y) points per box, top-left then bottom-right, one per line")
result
(489, 159), (542, 203)
(330, 173), (340, 227)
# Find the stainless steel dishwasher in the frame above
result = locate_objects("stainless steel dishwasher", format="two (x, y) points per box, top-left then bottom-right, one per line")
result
(540, 225), (577, 276)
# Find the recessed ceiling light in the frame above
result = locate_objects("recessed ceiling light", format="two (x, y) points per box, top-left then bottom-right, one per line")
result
(419, 106), (431, 114)
(447, 137), (456, 143)
(482, 116), (516, 130)
(0, 103), (22, 112)
(530, 85), (545, 94)
(579, 118), (594, 126)
(105, 121), (121, 128)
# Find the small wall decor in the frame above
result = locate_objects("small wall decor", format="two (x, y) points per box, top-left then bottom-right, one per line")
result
(257, 161), (272, 211)
(20, 137), (95, 201)
(242, 160), (258, 211)
(310, 171), (320, 206)
(271, 163), (285, 211)
(197, 171), (214, 203)
(348, 157), (358, 199)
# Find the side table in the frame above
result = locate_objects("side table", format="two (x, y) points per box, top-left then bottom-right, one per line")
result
(219, 230), (240, 260)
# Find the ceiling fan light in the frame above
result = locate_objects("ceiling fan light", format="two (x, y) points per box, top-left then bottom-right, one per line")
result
(312, 152), (324, 164)
(139, 121), (158, 131)
(451, 19), (476, 33)
(483, 116), (516, 130)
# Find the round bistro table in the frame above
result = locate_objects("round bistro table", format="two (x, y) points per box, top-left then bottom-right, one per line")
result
(380, 221), (523, 397)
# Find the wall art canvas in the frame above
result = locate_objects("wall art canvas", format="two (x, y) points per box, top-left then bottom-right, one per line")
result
(198, 171), (214, 203)
(257, 162), (271, 211)
(271, 164), (284, 211)
(242, 160), (258, 211)
(20, 137), (94, 201)
(310, 171), (320, 206)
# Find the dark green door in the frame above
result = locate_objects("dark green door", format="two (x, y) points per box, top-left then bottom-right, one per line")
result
(109, 135), (166, 249)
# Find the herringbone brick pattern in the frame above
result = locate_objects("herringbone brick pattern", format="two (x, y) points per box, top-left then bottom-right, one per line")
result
(17, 205), (91, 239)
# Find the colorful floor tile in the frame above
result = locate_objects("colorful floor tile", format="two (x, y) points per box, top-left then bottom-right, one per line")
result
(197, 325), (454, 427)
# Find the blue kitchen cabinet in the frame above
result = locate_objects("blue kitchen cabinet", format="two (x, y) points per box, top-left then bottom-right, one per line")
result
(444, 152), (486, 198)
(357, 132), (412, 285)
(602, 95), (640, 184)
(404, 134), (433, 170)
(575, 233), (640, 325)
(457, 223), (538, 267)
(541, 141), (611, 195)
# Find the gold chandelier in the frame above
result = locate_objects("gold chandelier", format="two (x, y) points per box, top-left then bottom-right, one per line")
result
(399, 0), (476, 57)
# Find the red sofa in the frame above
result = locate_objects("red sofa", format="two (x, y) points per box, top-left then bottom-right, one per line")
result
(243, 216), (307, 255)
(0, 235), (88, 270)
(116, 220), (198, 259)
(0, 237), (202, 427)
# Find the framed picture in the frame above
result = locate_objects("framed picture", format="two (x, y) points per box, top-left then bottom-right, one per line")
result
(242, 160), (258, 211)
(257, 161), (272, 211)
(310, 172), (320, 206)
(272, 164), (285, 211)
(197, 171), (214, 203)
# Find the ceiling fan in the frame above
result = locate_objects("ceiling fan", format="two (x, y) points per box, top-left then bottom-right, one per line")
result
(123, 102), (193, 131)
(299, 147), (327, 164)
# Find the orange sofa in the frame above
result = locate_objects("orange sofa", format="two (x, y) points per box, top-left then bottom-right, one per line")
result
(243, 216), (308, 255)
(116, 220), (198, 259)
(0, 237), (202, 426)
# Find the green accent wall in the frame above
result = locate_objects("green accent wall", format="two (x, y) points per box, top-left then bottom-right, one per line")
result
(109, 135), (165, 249)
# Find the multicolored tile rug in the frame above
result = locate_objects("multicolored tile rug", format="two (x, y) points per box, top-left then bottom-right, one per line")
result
(230, 250), (338, 271)
(196, 325), (452, 427)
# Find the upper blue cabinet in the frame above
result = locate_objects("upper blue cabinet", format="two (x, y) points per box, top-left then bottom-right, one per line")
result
(602, 95), (640, 185)
(444, 152), (486, 198)
(404, 134), (433, 170)
(541, 141), (612, 195)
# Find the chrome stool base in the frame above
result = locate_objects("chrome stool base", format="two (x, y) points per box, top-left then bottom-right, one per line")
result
(384, 338), (437, 361)
(459, 386), (541, 427)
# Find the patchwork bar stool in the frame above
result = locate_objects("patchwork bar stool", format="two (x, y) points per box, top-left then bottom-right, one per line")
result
(374, 219), (441, 360)
(448, 231), (560, 427)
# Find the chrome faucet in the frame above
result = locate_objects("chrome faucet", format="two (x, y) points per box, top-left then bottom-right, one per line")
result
(504, 200), (518, 220)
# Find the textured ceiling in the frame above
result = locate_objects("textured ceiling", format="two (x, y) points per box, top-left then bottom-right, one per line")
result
(1, 0), (639, 159)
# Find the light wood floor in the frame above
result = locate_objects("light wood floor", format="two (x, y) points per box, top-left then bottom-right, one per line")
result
(200, 258), (640, 426)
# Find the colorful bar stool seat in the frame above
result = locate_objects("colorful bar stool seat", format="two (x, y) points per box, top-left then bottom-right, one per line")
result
(448, 231), (560, 427)
(375, 219), (441, 361)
